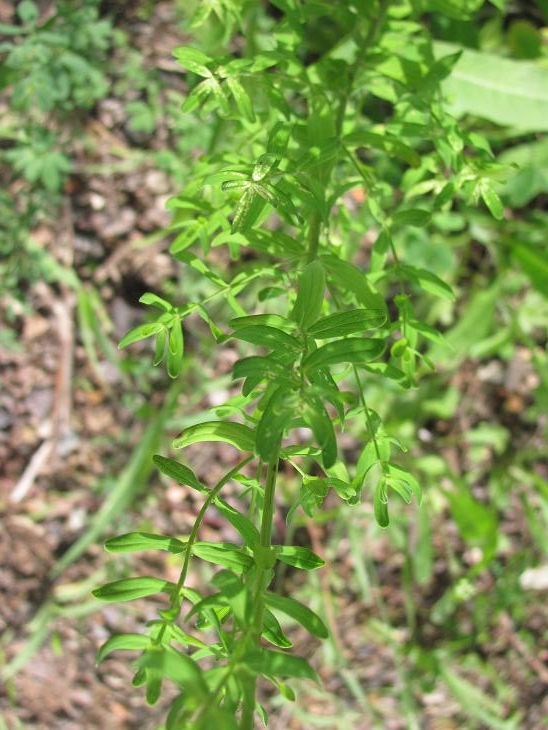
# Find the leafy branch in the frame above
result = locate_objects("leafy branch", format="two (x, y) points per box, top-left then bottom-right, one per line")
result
(93, 1), (505, 727)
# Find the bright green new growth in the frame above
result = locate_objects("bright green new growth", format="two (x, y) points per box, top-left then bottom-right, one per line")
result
(93, 1), (504, 727)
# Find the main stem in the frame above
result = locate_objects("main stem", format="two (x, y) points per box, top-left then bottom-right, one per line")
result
(240, 7), (390, 725)
(306, 0), (390, 264)
(240, 457), (278, 730)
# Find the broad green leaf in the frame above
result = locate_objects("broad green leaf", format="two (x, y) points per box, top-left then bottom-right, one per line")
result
(308, 308), (386, 337)
(153, 455), (205, 492)
(291, 260), (325, 329)
(265, 592), (328, 639)
(173, 421), (255, 452)
(173, 47), (213, 77)
(96, 634), (150, 663)
(276, 545), (325, 570)
(435, 41), (548, 132)
(118, 323), (164, 349)
(93, 577), (175, 602)
(259, 649), (318, 682)
(256, 385), (298, 462)
(302, 338), (385, 371)
(105, 532), (186, 554)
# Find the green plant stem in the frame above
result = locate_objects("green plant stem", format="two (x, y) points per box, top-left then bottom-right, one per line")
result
(353, 365), (384, 468)
(305, 1), (389, 265)
(306, 213), (322, 263)
(174, 455), (253, 613)
(240, 457), (279, 730)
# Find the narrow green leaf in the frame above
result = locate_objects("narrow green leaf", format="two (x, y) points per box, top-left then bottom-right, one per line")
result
(374, 481), (389, 528)
(173, 47), (212, 77)
(302, 394), (337, 469)
(92, 577), (175, 602)
(230, 314), (292, 330)
(153, 328), (168, 365)
(252, 153), (279, 181)
(231, 188), (256, 233)
(145, 674), (162, 706)
(399, 265), (455, 300)
(291, 260), (325, 329)
(263, 609), (293, 649)
(265, 592), (328, 639)
(215, 500), (260, 547)
(408, 320), (448, 347)
(393, 209), (431, 227)
(226, 76), (255, 122)
(105, 532), (186, 554)
(308, 308), (386, 337)
(173, 421), (255, 452)
(139, 293), (173, 311)
(192, 542), (253, 571)
(256, 385), (298, 462)
(511, 242), (548, 296)
(260, 649), (319, 682)
(480, 182), (504, 220)
(320, 254), (386, 311)
(167, 321), (184, 378)
(277, 545), (325, 570)
(302, 338), (385, 372)
(137, 646), (208, 693)
(233, 355), (286, 383)
(231, 325), (301, 354)
(119, 323), (164, 349)
(181, 79), (212, 113)
(96, 634), (150, 663)
(153, 455), (205, 492)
